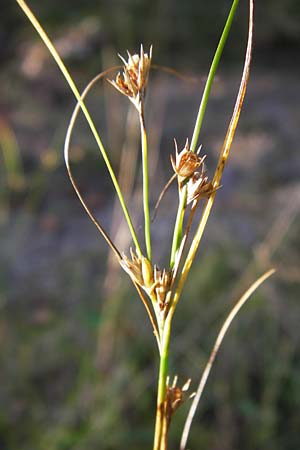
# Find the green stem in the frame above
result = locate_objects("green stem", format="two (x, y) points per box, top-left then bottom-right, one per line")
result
(172, 0), (253, 317)
(190, 0), (239, 152)
(170, 186), (187, 269)
(140, 108), (152, 261)
(16, 0), (142, 257)
(168, 0), (239, 269)
(153, 317), (172, 450)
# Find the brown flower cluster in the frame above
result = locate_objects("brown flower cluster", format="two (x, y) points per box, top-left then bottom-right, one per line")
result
(171, 139), (214, 205)
(108, 45), (152, 112)
(164, 376), (195, 426)
(171, 139), (204, 183)
(120, 249), (172, 310)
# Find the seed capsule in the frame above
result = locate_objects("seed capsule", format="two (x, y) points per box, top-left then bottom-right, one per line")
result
(108, 45), (152, 111)
(171, 139), (206, 184)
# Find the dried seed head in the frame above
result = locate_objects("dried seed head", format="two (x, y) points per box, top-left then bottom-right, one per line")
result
(171, 139), (205, 183)
(186, 168), (215, 205)
(165, 376), (195, 424)
(108, 45), (152, 111)
(153, 266), (172, 308)
(120, 249), (144, 286)
(120, 250), (171, 305)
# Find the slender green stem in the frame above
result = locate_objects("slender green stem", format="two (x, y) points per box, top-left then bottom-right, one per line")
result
(16, 0), (142, 257)
(172, 0), (253, 316)
(190, 0), (240, 152)
(170, 187), (187, 269)
(153, 317), (172, 450)
(168, 0), (239, 269)
(140, 108), (152, 260)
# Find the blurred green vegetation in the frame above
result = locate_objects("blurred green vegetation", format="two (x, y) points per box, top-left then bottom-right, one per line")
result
(1, 1), (300, 450)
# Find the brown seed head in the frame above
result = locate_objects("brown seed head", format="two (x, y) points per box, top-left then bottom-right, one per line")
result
(120, 249), (144, 286)
(108, 45), (152, 111)
(171, 139), (205, 182)
(165, 376), (195, 425)
(154, 266), (172, 308)
(120, 251), (172, 305)
(186, 167), (214, 205)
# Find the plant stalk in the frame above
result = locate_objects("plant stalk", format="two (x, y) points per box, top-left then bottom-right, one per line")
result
(190, 0), (240, 152)
(175, 0), (253, 313)
(153, 316), (172, 450)
(169, 0), (239, 268)
(140, 107), (152, 261)
(170, 186), (187, 268)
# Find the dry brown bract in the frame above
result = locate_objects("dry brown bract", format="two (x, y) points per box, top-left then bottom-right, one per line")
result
(108, 45), (152, 112)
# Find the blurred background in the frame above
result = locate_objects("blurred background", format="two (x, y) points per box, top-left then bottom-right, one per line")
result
(1, 1), (300, 449)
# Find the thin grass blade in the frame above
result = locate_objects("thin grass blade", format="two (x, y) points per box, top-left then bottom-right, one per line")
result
(180, 268), (276, 450)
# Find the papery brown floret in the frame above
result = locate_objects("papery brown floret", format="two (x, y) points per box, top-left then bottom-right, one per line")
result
(108, 45), (152, 111)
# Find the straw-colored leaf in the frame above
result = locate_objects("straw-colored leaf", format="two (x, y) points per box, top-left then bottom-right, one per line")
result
(180, 268), (275, 450)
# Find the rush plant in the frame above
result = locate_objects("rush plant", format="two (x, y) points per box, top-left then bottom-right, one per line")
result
(16, 1), (274, 449)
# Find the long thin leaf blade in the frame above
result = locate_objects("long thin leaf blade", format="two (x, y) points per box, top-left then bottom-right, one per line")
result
(180, 267), (275, 450)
